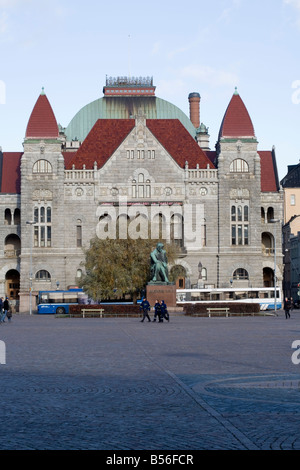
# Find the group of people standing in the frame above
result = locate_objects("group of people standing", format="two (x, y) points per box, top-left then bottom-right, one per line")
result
(0, 297), (11, 323)
(140, 298), (169, 323)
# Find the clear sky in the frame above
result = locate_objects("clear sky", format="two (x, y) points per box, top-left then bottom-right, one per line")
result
(0, 0), (300, 180)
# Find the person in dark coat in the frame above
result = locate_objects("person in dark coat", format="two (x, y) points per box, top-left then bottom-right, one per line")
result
(153, 300), (161, 322)
(1, 297), (10, 323)
(284, 297), (291, 319)
(140, 298), (151, 322)
(160, 300), (169, 322)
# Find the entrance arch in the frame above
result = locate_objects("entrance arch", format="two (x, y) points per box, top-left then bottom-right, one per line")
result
(5, 269), (20, 301)
(263, 267), (274, 287)
(170, 265), (187, 289)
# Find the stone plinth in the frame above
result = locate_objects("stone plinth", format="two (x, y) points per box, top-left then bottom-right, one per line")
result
(146, 283), (177, 308)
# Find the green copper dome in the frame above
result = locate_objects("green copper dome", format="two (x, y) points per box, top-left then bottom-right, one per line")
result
(65, 95), (197, 142)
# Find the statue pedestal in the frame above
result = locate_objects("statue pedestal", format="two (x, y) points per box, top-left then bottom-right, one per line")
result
(146, 283), (177, 308)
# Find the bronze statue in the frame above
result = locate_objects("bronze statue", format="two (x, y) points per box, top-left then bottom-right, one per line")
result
(150, 242), (169, 283)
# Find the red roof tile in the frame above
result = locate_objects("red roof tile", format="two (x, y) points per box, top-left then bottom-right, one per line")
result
(259, 151), (278, 192)
(219, 92), (255, 138)
(1, 152), (22, 193)
(62, 152), (78, 168)
(65, 120), (135, 169)
(147, 119), (215, 169)
(66, 118), (215, 170)
(25, 93), (59, 139)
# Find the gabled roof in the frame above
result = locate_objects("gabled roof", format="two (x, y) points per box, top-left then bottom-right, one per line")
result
(65, 118), (215, 170)
(259, 150), (279, 192)
(25, 90), (59, 139)
(65, 119), (135, 169)
(1, 152), (22, 193)
(146, 119), (215, 169)
(219, 90), (255, 139)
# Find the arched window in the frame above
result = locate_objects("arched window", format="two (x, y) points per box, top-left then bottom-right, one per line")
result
(132, 173), (151, 198)
(233, 268), (249, 280)
(33, 159), (52, 174)
(76, 269), (82, 279)
(4, 208), (11, 225)
(230, 159), (249, 173)
(35, 270), (51, 281)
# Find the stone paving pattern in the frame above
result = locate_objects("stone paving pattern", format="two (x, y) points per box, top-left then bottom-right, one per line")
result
(0, 310), (300, 450)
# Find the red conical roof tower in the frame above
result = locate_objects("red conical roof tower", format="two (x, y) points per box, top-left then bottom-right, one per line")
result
(25, 88), (59, 139)
(219, 88), (255, 139)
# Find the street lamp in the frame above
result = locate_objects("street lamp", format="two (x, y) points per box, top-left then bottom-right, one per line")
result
(270, 219), (281, 312)
(26, 221), (35, 315)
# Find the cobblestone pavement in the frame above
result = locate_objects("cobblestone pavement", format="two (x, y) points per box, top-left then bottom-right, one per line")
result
(0, 310), (300, 450)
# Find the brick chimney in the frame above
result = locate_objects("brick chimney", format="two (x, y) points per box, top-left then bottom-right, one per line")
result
(188, 92), (200, 129)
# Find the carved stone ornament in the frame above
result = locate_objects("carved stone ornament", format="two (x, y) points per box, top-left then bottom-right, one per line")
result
(111, 187), (119, 196)
(230, 188), (250, 199)
(75, 187), (84, 197)
(32, 189), (53, 201)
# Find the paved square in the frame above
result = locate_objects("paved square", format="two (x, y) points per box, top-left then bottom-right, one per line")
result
(0, 310), (299, 450)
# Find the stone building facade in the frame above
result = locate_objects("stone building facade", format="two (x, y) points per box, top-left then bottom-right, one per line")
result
(0, 78), (283, 312)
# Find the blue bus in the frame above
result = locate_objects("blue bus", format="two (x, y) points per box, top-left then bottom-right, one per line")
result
(37, 288), (87, 314)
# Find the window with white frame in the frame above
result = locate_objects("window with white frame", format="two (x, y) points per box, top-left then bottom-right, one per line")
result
(33, 159), (52, 174)
(34, 205), (52, 247)
(132, 173), (151, 198)
(231, 203), (249, 245)
(230, 159), (249, 173)
(35, 270), (51, 281)
(233, 268), (249, 280)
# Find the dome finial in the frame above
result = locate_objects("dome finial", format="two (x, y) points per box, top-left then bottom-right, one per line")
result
(234, 86), (239, 95)
(41, 86), (45, 95)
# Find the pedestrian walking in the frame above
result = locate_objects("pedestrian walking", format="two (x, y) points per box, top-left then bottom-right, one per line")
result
(160, 300), (169, 322)
(284, 297), (291, 319)
(140, 297), (151, 322)
(7, 308), (12, 322)
(1, 297), (10, 323)
(153, 300), (161, 322)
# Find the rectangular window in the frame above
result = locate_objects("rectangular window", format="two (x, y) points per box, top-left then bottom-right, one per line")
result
(244, 225), (249, 245)
(33, 205), (52, 247)
(238, 206), (242, 222)
(138, 185), (144, 198)
(291, 194), (296, 206)
(40, 226), (45, 247)
(232, 226), (236, 245)
(238, 225), (243, 245)
(34, 226), (39, 247)
(231, 203), (250, 246)
(47, 227), (51, 247)
(77, 226), (82, 247)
